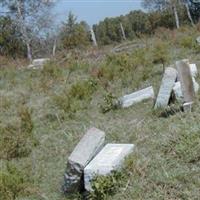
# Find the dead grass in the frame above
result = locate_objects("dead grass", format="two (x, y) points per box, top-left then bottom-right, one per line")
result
(0, 26), (200, 200)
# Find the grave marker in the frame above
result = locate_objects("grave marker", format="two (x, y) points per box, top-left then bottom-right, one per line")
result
(84, 143), (134, 191)
(63, 127), (105, 193)
(176, 60), (195, 102)
(154, 67), (177, 108)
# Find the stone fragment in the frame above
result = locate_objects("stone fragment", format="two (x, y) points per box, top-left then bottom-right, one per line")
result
(196, 36), (200, 45)
(84, 143), (134, 191)
(183, 102), (193, 112)
(63, 127), (105, 193)
(154, 67), (177, 108)
(119, 86), (154, 108)
(189, 64), (198, 77)
(176, 60), (195, 102)
(173, 78), (199, 101)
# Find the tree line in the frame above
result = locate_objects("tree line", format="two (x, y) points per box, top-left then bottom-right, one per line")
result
(0, 0), (200, 60)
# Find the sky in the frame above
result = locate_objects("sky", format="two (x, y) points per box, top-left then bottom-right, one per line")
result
(54, 0), (142, 26)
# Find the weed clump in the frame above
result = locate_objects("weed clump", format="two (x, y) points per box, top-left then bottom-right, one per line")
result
(0, 105), (37, 160)
(0, 164), (30, 200)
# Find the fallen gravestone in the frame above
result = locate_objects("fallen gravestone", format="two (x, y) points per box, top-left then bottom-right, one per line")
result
(84, 143), (134, 191)
(119, 86), (154, 108)
(176, 60), (195, 103)
(173, 77), (199, 101)
(63, 127), (105, 193)
(154, 67), (177, 108)
(27, 58), (50, 69)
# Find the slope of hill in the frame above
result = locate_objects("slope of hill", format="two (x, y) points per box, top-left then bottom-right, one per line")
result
(0, 27), (200, 200)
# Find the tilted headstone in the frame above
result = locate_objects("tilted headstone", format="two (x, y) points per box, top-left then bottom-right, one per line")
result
(84, 143), (134, 191)
(62, 127), (105, 193)
(173, 77), (199, 101)
(119, 86), (154, 108)
(176, 60), (195, 103)
(154, 67), (177, 108)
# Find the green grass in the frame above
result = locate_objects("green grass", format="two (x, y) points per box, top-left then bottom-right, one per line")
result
(0, 27), (200, 199)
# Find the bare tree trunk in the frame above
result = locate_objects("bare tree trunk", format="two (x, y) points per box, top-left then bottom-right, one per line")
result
(172, 3), (180, 28)
(184, 2), (195, 26)
(16, 0), (32, 62)
(90, 28), (98, 47)
(120, 23), (126, 40)
(52, 38), (57, 57)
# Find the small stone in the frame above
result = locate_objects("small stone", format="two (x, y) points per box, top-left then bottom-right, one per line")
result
(27, 58), (50, 69)
(154, 67), (177, 108)
(119, 86), (154, 108)
(196, 36), (200, 45)
(84, 143), (134, 191)
(183, 102), (193, 112)
(63, 127), (105, 193)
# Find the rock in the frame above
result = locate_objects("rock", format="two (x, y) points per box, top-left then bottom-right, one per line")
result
(84, 143), (134, 191)
(183, 102), (193, 112)
(119, 86), (154, 108)
(154, 67), (177, 108)
(176, 60), (195, 103)
(27, 58), (50, 69)
(173, 77), (199, 101)
(63, 127), (105, 193)
(189, 64), (198, 77)
(196, 36), (200, 45)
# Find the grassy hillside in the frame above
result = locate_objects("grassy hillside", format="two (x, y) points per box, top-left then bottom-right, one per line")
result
(1, 27), (200, 200)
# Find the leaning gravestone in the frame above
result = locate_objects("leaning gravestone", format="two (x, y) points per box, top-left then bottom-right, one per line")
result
(154, 67), (177, 108)
(176, 60), (195, 103)
(189, 64), (198, 77)
(119, 86), (154, 108)
(173, 77), (199, 101)
(62, 127), (105, 193)
(84, 143), (134, 191)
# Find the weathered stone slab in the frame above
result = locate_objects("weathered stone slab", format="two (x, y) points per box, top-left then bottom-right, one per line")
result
(84, 143), (134, 191)
(119, 86), (154, 108)
(27, 58), (50, 69)
(154, 67), (177, 108)
(189, 64), (198, 77)
(176, 60), (195, 103)
(63, 127), (105, 193)
(173, 77), (199, 101)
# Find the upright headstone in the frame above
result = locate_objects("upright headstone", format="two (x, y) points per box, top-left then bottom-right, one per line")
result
(119, 86), (154, 108)
(189, 64), (198, 77)
(196, 36), (200, 45)
(183, 102), (193, 112)
(90, 28), (98, 47)
(84, 143), (134, 191)
(154, 67), (177, 108)
(63, 127), (105, 193)
(176, 60), (195, 103)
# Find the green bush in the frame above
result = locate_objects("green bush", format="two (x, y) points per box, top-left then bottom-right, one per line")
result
(179, 35), (195, 49)
(0, 164), (30, 200)
(41, 61), (62, 78)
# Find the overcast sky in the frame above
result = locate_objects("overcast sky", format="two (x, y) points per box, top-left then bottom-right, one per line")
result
(54, 0), (142, 26)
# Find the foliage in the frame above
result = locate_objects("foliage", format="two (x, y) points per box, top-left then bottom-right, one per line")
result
(89, 171), (125, 200)
(60, 12), (90, 49)
(0, 105), (37, 160)
(0, 16), (26, 57)
(0, 164), (30, 200)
